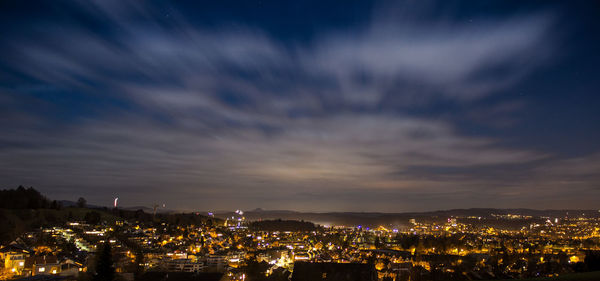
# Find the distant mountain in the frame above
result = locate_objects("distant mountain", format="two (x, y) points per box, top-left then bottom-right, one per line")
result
(120, 206), (176, 214)
(214, 208), (600, 228)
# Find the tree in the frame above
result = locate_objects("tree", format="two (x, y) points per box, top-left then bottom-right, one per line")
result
(0, 186), (51, 209)
(134, 209), (145, 221)
(133, 250), (144, 281)
(84, 211), (102, 225)
(51, 200), (62, 210)
(243, 256), (270, 281)
(77, 197), (87, 208)
(585, 251), (600, 271)
(93, 242), (115, 281)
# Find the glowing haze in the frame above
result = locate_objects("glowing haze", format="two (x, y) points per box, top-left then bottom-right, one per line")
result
(0, 0), (599, 211)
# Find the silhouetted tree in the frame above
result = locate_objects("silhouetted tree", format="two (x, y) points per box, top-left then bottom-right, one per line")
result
(585, 250), (600, 271)
(50, 200), (62, 210)
(84, 211), (102, 225)
(133, 250), (144, 281)
(134, 209), (145, 220)
(77, 197), (87, 208)
(0, 186), (51, 209)
(93, 242), (115, 281)
(243, 256), (270, 281)
(266, 267), (289, 281)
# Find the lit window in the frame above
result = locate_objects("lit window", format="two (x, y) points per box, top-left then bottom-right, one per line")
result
(19, 261), (24, 266)
(39, 267), (45, 272)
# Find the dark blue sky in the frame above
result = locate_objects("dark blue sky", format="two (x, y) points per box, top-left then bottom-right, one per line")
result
(1, 0), (599, 212)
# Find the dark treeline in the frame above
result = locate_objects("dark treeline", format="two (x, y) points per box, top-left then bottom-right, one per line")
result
(0, 185), (61, 209)
(249, 219), (317, 232)
(0, 186), (218, 244)
(0, 186), (214, 225)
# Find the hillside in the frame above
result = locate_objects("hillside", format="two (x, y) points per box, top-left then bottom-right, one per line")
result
(0, 207), (120, 243)
(215, 208), (600, 228)
(0, 186), (220, 244)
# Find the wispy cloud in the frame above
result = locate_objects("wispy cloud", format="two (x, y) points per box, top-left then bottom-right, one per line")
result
(0, 0), (595, 211)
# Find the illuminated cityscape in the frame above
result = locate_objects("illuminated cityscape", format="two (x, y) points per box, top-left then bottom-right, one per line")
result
(1, 0), (600, 280)
(1, 189), (600, 281)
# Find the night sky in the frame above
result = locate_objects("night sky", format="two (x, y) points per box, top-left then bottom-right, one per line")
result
(1, 0), (599, 212)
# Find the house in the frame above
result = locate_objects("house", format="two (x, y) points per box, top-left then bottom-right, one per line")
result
(1, 244), (32, 275)
(206, 255), (227, 272)
(24, 256), (60, 276)
(58, 258), (84, 278)
(166, 258), (206, 272)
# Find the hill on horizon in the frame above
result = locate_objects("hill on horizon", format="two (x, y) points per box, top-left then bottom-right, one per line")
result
(214, 208), (600, 228)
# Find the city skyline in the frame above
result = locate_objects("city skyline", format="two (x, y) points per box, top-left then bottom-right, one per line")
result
(1, 0), (599, 212)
